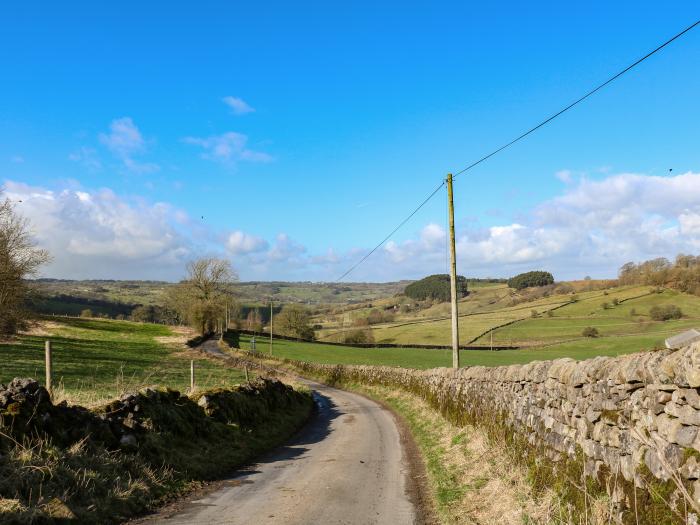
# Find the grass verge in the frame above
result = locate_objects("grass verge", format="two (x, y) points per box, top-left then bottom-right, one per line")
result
(225, 345), (690, 525)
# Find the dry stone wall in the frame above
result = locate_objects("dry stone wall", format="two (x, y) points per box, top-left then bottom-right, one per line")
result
(284, 343), (700, 514)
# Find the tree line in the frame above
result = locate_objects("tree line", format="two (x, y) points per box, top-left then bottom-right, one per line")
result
(618, 255), (700, 294)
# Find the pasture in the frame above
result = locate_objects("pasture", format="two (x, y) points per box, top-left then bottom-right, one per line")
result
(0, 317), (247, 405)
(237, 332), (650, 370)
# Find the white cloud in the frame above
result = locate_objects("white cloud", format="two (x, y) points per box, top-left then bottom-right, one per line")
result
(9, 170), (700, 282)
(223, 96), (255, 115)
(10, 155), (24, 164)
(344, 171), (700, 281)
(183, 132), (273, 165)
(4, 181), (191, 280)
(98, 117), (159, 173)
(268, 233), (306, 262)
(226, 230), (269, 255)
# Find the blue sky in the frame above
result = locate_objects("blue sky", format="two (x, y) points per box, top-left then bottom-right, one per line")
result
(2, 2), (700, 281)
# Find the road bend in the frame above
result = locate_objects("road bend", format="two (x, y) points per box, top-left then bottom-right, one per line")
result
(146, 359), (418, 525)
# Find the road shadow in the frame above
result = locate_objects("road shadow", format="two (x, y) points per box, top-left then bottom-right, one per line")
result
(229, 390), (341, 477)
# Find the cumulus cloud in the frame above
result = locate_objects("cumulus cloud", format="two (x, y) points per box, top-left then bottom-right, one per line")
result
(375, 171), (700, 280)
(4, 181), (191, 280)
(9, 170), (700, 282)
(99, 117), (159, 173)
(183, 132), (273, 165)
(226, 230), (268, 255)
(223, 96), (255, 115)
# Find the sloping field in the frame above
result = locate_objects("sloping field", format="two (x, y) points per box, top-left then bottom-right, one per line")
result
(477, 287), (700, 351)
(315, 284), (700, 352)
(333, 287), (574, 345)
(0, 318), (247, 405)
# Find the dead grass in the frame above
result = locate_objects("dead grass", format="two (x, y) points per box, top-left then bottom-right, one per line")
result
(348, 383), (611, 525)
(19, 320), (64, 337)
(154, 325), (195, 346)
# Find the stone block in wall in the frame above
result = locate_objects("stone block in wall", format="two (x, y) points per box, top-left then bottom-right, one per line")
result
(657, 413), (698, 447)
(585, 406), (601, 423)
(665, 401), (700, 425)
(680, 388), (700, 410)
(681, 455), (700, 480)
(644, 440), (683, 481)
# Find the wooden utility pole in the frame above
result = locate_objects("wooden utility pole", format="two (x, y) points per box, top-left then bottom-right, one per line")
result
(446, 173), (460, 368)
(269, 299), (273, 356)
(44, 340), (53, 397)
(190, 360), (195, 392)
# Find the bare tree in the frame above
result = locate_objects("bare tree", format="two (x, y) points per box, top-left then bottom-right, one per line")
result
(0, 192), (51, 335)
(166, 258), (237, 334)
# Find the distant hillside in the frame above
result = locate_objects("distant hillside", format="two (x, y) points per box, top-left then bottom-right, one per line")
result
(27, 279), (411, 318)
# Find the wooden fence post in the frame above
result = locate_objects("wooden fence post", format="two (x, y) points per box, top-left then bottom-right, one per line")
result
(190, 360), (195, 392)
(244, 365), (249, 383)
(45, 340), (52, 397)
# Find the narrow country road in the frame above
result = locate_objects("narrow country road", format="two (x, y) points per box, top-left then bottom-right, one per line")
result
(143, 339), (419, 524)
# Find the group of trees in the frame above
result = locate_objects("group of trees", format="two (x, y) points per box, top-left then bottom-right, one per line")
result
(507, 271), (555, 290)
(130, 304), (181, 325)
(166, 258), (238, 334)
(619, 255), (700, 295)
(404, 274), (469, 302)
(0, 193), (50, 335)
(273, 304), (314, 340)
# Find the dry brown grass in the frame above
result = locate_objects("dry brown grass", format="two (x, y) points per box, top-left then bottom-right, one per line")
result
(154, 325), (195, 346)
(353, 383), (612, 525)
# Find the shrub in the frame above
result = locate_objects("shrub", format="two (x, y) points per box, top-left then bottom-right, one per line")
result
(404, 274), (469, 302)
(546, 310), (554, 318)
(601, 302), (610, 310)
(530, 310), (539, 318)
(344, 328), (374, 344)
(367, 308), (394, 324)
(630, 308), (637, 317)
(582, 326), (599, 338)
(507, 271), (554, 290)
(80, 308), (93, 318)
(649, 305), (682, 321)
(612, 298), (620, 306)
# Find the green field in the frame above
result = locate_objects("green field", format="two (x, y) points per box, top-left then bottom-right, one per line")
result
(0, 317), (247, 405)
(314, 284), (700, 354)
(238, 333), (650, 369)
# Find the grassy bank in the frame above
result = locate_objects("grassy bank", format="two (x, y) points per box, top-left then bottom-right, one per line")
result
(1, 317), (248, 405)
(346, 382), (605, 524)
(0, 378), (313, 524)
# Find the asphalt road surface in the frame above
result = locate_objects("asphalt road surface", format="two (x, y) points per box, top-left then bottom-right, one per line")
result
(146, 374), (418, 524)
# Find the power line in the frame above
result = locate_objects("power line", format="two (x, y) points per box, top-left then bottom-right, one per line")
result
(335, 18), (700, 281)
(453, 18), (700, 179)
(335, 181), (445, 281)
